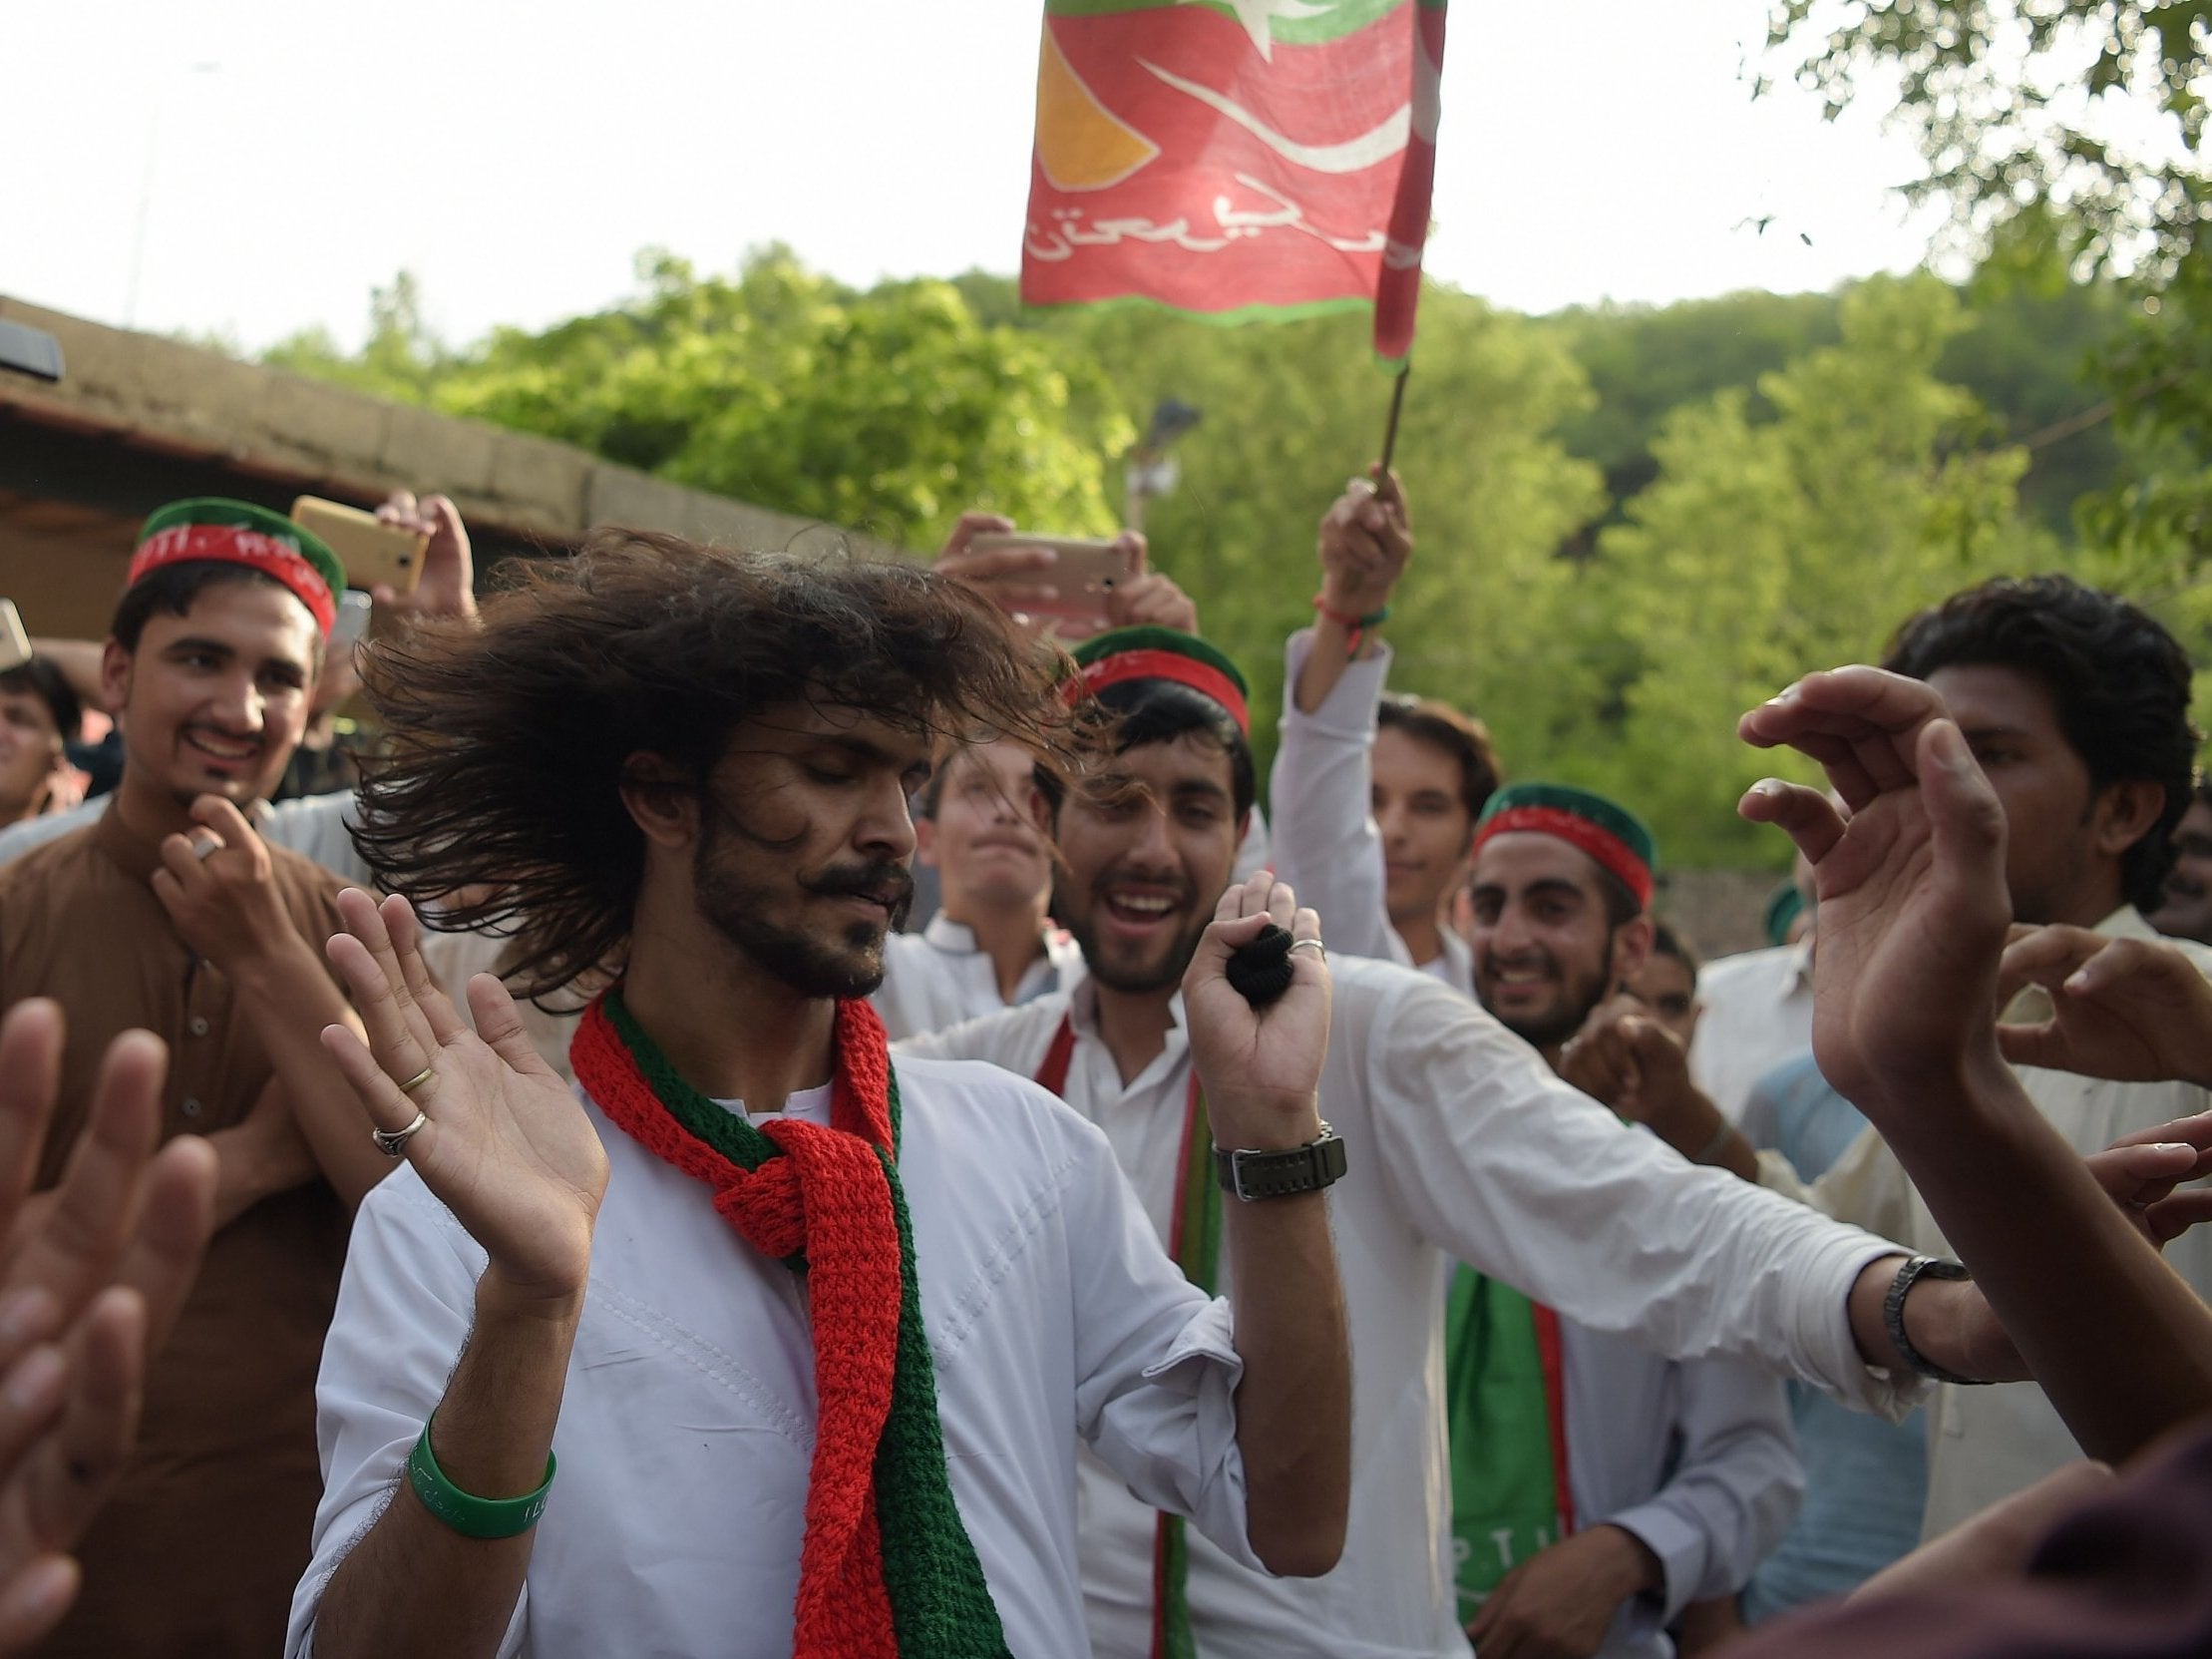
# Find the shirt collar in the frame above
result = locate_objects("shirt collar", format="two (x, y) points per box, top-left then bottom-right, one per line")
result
(921, 913), (980, 955)
(1067, 977), (1189, 1043)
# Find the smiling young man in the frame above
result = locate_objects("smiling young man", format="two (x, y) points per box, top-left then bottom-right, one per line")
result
(872, 736), (1085, 1039)
(1451, 783), (1797, 1659)
(905, 625), (2030, 1659)
(0, 499), (382, 1657)
(288, 535), (1351, 1659)
(1630, 575), (2212, 1543)
(1270, 472), (1500, 991)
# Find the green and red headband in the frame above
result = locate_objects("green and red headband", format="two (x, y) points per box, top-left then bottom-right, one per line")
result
(1068, 625), (1252, 735)
(131, 499), (344, 637)
(1475, 781), (1658, 910)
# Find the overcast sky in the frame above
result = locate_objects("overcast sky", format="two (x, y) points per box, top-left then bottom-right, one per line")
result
(7, 0), (1948, 354)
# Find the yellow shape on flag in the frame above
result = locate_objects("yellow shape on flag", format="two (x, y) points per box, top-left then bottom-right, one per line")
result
(1035, 30), (1159, 193)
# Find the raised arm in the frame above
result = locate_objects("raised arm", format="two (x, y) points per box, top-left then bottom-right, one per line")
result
(1739, 665), (2212, 1459)
(298, 891), (608, 1659)
(1292, 468), (1409, 717)
(1269, 472), (1416, 964)
(1182, 872), (1350, 1577)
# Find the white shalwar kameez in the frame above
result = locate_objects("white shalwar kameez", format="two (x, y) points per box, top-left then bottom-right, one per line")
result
(287, 1055), (1264, 1659)
(906, 958), (1917, 1659)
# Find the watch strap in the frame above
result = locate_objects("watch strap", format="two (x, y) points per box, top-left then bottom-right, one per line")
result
(1882, 1255), (1987, 1386)
(1214, 1123), (1348, 1201)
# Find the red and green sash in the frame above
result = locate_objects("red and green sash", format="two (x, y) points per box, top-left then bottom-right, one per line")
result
(570, 990), (1010, 1659)
(1443, 1265), (1574, 1616)
(1035, 1017), (1216, 1659)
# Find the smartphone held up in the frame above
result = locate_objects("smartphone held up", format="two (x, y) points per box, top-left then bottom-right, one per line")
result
(962, 533), (1138, 637)
(290, 497), (428, 598)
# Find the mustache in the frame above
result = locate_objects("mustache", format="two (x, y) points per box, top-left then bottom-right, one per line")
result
(1091, 864), (1197, 904)
(804, 861), (917, 914)
(182, 722), (265, 747)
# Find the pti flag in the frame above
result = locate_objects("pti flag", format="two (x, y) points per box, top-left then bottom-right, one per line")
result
(1021, 0), (1446, 363)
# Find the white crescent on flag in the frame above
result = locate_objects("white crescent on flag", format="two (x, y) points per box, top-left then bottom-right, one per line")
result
(1186, 0), (1339, 60)
(1137, 56), (1411, 174)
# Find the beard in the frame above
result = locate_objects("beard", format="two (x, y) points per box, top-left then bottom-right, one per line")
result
(692, 807), (914, 1001)
(1052, 868), (1211, 996)
(1482, 934), (1617, 1052)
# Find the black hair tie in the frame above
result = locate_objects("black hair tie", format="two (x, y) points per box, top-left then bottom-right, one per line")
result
(1224, 924), (1296, 1009)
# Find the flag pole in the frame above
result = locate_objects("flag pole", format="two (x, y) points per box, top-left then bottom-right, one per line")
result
(1377, 364), (1411, 477)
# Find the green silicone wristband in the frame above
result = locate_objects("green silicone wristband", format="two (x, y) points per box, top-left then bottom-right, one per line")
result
(407, 1416), (555, 1539)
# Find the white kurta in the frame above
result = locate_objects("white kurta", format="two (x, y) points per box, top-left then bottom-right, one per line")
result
(1754, 905), (2212, 1539)
(907, 958), (1913, 1659)
(1267, 629), (1476, 998)
(1687, 944), (1815, 1125)
(873, 914), (1089, 1040)
(287, 1055), (1262, 1659)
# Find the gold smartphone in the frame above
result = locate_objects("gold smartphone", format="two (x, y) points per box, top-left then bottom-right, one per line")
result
(290, 497), (429, 596)
(963, 534), (1136, 629)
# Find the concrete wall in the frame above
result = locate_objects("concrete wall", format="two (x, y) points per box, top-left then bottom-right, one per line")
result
(0, 298), (901, 636)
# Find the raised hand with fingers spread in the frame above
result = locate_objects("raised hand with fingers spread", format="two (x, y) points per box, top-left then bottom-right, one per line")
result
(1738, 662), (2212, 1469)
(0, 1002), (216, 1655)
(320, 889), (607, 1309)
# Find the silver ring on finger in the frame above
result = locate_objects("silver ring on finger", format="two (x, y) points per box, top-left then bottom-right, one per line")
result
(371, 1108), (428, 1157)
(1289, 938), (1327, 960)
(189, 832), (223, 862)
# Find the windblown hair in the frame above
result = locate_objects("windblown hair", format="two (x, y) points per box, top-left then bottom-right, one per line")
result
(352, 531), (1074, 999)
(1377, 692), (1502, 827)
(1883, 574), (2198, 914)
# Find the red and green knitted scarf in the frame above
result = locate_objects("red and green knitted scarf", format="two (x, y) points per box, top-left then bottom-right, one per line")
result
(570, 989), (1010, 1659)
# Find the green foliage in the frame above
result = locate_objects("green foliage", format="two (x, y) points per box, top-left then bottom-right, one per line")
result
(1770, 0), (2208, 273)
(1586, 275), (2052, 863)
(265, 273), (448, 404)
(265, 246), (2155, 866)
(1543, 290), (1842, 528)
(1002, 281), (1607, 786)
(425, 249), (1129, 549)
(1769, 0), (2212, 633)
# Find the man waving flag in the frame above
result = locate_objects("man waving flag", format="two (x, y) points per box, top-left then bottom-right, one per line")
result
(1021, 0), (1447, 363)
